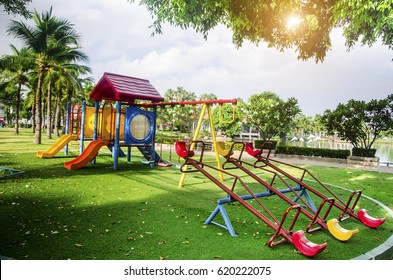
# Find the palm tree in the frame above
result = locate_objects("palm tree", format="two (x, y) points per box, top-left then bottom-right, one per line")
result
(0, 45), (33, 134)
(47, 62), (91, 137)
(7, 7), (89, 144)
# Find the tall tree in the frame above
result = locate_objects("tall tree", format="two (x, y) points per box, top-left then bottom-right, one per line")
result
(7, 7), (89, 144)
(43, 60), (91, 139)
(0, 45), (33, 134)
(131, 0), (393, 61)
(163, 87), (197, 133)
(242, 92), (301, 140)
(322, 95), (393, 151)
(212, 102), (243, 138)
(291, 113), (313, 138)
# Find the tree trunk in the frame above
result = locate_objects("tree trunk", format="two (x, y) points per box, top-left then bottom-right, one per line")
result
(31, 99), (36, 133)
(14, 82), (22, 134)
(34, 70), (43, 144)
(46, 82), (52, 139)
(53, 88), (62, 137)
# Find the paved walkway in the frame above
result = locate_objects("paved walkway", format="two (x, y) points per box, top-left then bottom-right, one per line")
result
(271, 155), (393, 174)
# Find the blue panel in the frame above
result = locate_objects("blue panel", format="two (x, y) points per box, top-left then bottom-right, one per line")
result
(124, 106), (155, 145)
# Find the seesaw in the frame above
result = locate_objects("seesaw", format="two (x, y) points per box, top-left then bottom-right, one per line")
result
(241, 141), (386, 229)
(214, 141), (360, 242)
(175, 141), (327, 257)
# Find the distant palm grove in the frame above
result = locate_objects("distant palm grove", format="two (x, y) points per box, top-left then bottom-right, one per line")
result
(0, 8), (92, 144)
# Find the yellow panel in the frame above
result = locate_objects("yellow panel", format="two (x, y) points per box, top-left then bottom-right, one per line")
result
(84, 107), (95, 138)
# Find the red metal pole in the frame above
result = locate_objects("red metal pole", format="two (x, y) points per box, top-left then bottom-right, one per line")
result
(139, 99), (237, 107)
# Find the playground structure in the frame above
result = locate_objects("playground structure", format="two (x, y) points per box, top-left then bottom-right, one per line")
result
(35, 72), (387, 258)
(174, 140), (386, 257)
(37, 73), (169, 170)
(37, 72), (238, 171)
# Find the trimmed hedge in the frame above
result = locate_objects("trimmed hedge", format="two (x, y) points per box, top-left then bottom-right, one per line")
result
(156, 135), (179, 145)
(352, 147), (377, 157)
(254, 140), (278, 150)
(276, 145), (351, 159)
(222, 142), (247, 151)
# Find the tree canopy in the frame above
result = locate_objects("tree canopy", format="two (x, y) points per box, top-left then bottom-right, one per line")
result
(6, 7), (90, 144)
(131, 0), (393, 61)
(322, 94), (393, 150)
(241, 91), (301, 140)
(0, 0), (31, 18)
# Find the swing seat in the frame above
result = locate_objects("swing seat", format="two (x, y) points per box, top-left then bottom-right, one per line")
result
(245, 142), (260, 157)
(216, 142), (233, 158)
(327, 219), (359, 241)
(358, 209), (386, 229)
(292, 230), (327, 257)
(175, 141), (194, 159)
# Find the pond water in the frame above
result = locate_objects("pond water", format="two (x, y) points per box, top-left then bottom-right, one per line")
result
(285, 139), (393, 164)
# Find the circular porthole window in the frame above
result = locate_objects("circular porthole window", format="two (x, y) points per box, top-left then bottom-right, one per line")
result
(129, 114), (150, 140)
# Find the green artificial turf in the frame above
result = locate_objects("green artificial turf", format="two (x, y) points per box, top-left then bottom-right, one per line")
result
(0, 128), (392, 260)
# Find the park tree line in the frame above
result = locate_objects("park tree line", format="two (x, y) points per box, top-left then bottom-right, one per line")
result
(157, 87), (393, 154)
(0, 7), (92, 144)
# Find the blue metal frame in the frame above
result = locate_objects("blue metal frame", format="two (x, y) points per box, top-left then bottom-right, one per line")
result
(64, 102), (71, 155)
(124, 106), (155, 145)
(205, 185), (311, 236)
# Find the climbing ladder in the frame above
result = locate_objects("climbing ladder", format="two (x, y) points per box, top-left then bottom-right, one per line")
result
(137, 145), (172, 167)
(175, 141), (327, 257)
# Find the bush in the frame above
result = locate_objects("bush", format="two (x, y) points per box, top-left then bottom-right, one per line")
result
(156, 135), (178, 145)
(222, 142), (246, 151)
(254, 140), (278, 150)
(352, 147), (377, 157)
(276, 145), (350, 159)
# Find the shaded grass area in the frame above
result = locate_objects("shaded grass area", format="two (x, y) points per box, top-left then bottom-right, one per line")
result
(0, 128), (392, 260)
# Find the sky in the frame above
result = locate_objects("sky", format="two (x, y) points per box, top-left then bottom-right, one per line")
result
(1, 0), (392, 116)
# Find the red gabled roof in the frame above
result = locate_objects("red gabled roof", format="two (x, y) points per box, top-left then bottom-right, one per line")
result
(89, 72), (164, 103)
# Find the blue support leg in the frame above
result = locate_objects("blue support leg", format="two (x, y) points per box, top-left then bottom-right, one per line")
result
(204, 204), (237, 237)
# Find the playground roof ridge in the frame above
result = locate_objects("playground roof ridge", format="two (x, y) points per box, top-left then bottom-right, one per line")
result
(89, 72), (164, 103)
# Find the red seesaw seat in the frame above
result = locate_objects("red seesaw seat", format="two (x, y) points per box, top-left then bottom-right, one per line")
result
(245, 142), (260, 157)
(358, 209), (386, 229)
(175, 141), (195, 159)
(292, 230), (327, 257)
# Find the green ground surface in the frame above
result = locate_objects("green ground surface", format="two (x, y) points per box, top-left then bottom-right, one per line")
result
(0, 128), (392, 260)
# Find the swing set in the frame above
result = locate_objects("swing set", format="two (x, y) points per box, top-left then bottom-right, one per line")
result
(140, 98), (238, 184)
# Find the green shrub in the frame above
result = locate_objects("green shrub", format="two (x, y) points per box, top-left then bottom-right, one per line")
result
(254, 140), (278, 150)
(156, 135), (179, 144)
(276, 145), (350, 159)
(222, 142), (245, 151)
(352, 147), (377, 157)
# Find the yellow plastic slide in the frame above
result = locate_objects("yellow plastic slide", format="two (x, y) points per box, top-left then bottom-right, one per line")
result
(36, 134), (78, 158)
(64, 140), (109, 170)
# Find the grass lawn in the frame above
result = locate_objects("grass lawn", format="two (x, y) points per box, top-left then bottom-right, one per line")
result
(0, 128), (392, 260)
